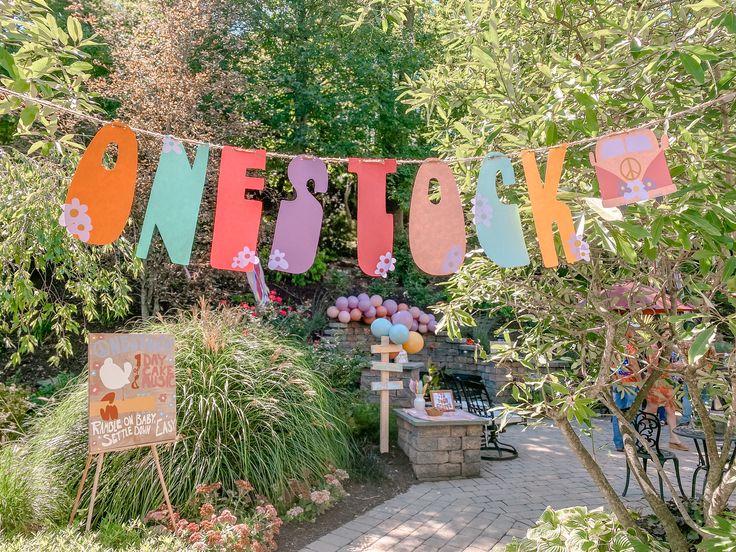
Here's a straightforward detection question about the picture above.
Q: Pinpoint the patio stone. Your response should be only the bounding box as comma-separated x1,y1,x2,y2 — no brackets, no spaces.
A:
298,418,727,551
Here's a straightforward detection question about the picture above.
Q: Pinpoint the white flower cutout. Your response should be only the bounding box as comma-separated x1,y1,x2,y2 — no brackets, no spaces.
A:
231,246,260,269
268,249,289,270
374,251,396,278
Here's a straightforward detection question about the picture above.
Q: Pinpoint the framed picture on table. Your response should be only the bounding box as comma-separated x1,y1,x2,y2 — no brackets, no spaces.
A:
430,390,455,412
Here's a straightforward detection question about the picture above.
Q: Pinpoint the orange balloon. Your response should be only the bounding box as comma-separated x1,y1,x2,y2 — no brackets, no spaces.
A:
350,308,362,321
376,306,387,318
63,122,138,245
388,351,399,360
363,317,376,325
403,331,424,354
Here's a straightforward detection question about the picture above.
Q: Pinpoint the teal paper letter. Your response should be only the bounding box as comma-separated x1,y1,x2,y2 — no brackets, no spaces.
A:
474,152,529,267
136,138,209,265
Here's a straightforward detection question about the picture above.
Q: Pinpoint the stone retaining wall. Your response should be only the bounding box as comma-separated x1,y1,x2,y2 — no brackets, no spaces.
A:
322,321,527,400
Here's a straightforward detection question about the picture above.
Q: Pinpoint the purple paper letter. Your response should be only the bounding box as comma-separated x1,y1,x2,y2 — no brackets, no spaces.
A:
268,156,328,273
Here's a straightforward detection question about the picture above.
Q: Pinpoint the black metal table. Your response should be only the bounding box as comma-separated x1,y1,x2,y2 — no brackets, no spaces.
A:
672,426,736,498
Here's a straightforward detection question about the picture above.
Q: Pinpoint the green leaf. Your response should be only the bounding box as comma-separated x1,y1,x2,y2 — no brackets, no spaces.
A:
679,52,705,84
686,0,722,10
688,326,716,364
0,46,16,75
680,211,721,236
67,16,83,43
19,104,39,128
545,121,558,146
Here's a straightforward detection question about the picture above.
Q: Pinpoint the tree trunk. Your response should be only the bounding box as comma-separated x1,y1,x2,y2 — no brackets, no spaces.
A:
554,414,635,528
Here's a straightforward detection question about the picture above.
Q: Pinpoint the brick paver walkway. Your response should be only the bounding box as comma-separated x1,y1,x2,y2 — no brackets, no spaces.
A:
301,419,707,552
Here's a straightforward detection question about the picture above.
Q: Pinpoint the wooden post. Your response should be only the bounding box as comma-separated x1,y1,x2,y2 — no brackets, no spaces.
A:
69,454,94,526
151,445,177,529
370,336,404,454
86,452,105,531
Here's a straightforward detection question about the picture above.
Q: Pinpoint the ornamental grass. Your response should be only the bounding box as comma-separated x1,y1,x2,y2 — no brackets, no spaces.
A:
0,305,350,530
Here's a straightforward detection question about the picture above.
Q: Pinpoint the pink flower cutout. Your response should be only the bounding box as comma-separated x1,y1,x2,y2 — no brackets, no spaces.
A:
566,233,591,262
441,244,464,273
374,251,396,278
162,135,183,154
268,249,289,270
231,246,260,269
58,197,93,242
159,394,167,403
471,195,493,227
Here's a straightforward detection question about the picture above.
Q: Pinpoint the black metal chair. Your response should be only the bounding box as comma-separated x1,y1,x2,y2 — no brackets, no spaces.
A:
622,411,685,499
440,372,466,408
456,378,518,461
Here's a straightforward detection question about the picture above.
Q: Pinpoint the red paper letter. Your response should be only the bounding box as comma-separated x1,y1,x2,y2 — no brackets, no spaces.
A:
348,159,396,278
209,148,265,272
60,122,138,245
408,159,466,275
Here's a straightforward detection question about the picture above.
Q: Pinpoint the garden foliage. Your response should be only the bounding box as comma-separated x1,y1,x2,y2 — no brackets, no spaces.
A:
0,306,351,531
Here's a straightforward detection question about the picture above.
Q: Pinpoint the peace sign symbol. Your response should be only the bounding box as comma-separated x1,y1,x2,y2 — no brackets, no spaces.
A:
619,157,641,180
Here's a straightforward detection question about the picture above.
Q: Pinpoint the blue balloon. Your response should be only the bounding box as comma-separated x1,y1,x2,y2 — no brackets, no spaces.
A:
370,318,392,338
388,323,410,345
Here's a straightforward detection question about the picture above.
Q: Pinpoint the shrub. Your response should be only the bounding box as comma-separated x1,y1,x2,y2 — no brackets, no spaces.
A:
506,506,664,552
0,526,191,551
1,306,351,530
0,384,32,443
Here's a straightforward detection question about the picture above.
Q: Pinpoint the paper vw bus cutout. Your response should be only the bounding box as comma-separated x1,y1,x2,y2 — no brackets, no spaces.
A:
589,129,675,207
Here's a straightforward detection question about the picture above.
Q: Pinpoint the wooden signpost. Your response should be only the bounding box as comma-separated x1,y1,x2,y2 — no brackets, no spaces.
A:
370,335,404,454
70,333,177,530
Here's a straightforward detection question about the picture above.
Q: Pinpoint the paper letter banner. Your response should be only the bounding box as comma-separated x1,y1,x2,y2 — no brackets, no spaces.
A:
589,129,675,208
408,159,466,275
474,153,529,268
136,138,209,265
522,145,579,268
349,158,397,278
210,148,266,272
268,156,328,274
88,333,176,453
60,122,138,245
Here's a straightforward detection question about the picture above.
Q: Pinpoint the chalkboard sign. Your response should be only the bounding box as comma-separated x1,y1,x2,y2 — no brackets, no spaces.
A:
88,333,176,453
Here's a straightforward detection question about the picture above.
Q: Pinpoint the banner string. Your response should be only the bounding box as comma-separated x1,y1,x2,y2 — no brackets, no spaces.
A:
1,86,734,165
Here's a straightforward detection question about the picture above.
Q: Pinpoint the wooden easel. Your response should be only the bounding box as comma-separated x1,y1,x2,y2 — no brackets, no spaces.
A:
370,336,404,453
69,443,176,530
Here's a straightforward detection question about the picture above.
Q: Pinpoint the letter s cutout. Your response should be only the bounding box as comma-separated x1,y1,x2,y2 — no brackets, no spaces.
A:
268,156,328,274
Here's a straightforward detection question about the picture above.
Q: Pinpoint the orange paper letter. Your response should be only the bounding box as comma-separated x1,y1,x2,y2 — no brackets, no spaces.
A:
59,122,138,245
521,145,579,267
209,148,265,272
408,159,466,275
348,158,396,278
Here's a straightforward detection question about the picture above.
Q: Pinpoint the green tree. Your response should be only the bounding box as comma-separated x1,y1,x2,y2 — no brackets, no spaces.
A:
353,1,735,549
0,0,140,367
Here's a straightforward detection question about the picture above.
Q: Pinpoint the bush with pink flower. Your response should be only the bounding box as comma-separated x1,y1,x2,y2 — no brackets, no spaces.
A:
145,480,282,552
282,465,351,522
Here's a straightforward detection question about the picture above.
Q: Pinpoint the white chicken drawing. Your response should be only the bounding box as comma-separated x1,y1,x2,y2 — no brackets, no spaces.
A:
99,357,133,390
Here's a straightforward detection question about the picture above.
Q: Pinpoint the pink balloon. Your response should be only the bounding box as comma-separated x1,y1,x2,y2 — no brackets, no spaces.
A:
392,310,413,329
383,299,398,315
427,320,437,332
335,297,348,311
410,320,419,331
347,296,359,309
338,310,351,324
428,313,436,322
398,303,409,311
370,294,383,307
376,306,388,318
418,323,428,333
357,293,370,302
350,308,362,321
418,313,430,324
410,307,421,319
358,299,371,312
365,306,376,318
327,306,339,319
